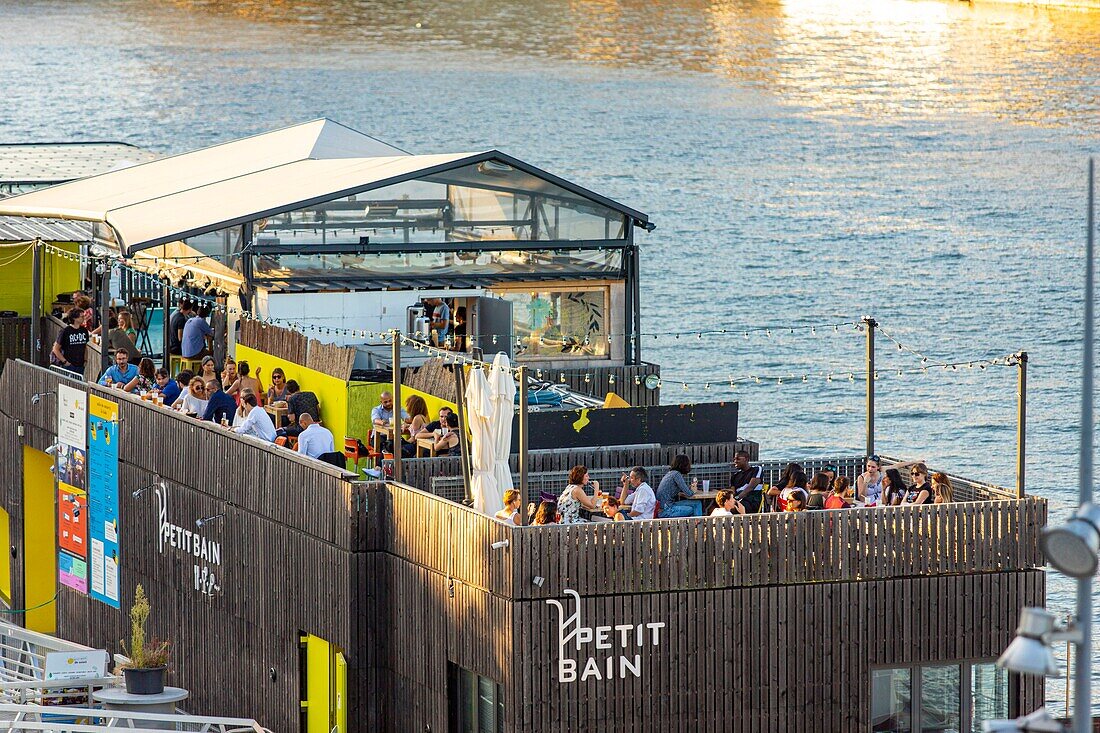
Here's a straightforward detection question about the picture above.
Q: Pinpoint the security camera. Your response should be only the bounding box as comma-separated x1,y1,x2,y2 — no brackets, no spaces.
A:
490,540,510,550
532,576,545,588
45,442,60,456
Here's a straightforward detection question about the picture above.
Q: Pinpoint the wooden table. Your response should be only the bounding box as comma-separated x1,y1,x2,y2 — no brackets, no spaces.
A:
265,404,289,428
692,490,722,514
416,437,439,457
373,424,394,455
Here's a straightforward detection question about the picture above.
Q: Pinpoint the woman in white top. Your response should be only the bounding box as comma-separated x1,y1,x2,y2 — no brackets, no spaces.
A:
558,465,601,524
710,490,746,517
495,489,522,526
172,376,209,416
856,455,924,506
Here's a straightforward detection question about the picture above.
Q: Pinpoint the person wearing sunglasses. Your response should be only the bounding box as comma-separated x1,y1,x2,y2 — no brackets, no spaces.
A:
857,454,925,506
902,463,934,505
267,368,289,403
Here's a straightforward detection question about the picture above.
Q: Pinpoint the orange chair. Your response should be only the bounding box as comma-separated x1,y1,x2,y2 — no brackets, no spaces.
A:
344,437,365,473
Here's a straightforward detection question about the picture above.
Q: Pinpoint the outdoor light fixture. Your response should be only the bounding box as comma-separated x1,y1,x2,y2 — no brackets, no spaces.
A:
996,607,1081,678
490,539,510,550
131,480,165,499
195,513,225,529
44,441,60,456
1039,503,1100,579
982,706,1065,732
88,244,111,259
30,391,54,405
643,374,660,391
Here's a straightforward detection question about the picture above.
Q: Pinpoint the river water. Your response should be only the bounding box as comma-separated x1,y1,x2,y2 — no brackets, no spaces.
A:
2,0,1099,714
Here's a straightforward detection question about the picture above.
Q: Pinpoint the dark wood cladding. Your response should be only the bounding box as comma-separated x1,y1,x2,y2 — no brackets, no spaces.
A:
238,320,356,381
0,317,31,374
532,362,662,406
511,570,1045,732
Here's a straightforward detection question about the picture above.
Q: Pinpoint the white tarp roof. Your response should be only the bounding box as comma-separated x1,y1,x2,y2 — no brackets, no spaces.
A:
0,118,649,257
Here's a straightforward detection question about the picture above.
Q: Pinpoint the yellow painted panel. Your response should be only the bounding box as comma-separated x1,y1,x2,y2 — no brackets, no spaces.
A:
236,345,350,443
347,382,458,446
335,652,347,733
22,447,56,633
0,242,80,316
303,634,331,733
0,506,11,607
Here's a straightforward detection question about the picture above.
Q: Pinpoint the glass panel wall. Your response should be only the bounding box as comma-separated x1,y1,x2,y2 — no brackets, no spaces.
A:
872,668,912,733
493,285,610,359
183,225,244,263
447,663,503,733
970,663,1008,732
920,665,960,732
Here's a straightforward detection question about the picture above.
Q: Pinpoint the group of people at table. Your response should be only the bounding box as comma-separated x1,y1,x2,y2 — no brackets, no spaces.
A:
494,453,957,525
371,394,463,458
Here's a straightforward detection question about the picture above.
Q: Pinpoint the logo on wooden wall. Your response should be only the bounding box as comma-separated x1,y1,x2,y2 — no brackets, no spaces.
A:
154,483,222,597
546,589,666,683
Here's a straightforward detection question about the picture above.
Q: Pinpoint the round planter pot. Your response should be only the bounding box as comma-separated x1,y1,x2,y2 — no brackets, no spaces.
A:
123,666,167,695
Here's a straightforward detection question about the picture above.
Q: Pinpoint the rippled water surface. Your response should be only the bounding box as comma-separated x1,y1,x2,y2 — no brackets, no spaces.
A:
2,0,1099,712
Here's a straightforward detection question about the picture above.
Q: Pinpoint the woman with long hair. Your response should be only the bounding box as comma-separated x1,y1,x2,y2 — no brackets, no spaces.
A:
532,499,559,525
777,467,809,512
401,394,430,456
558,465,601,524
932,472,954,503
124,358,156,393
825,476,853,509
902,463,934,505
805,471,831,510
883,468,906,506
655,454,701,518
228,360,264,406
267,367,289,403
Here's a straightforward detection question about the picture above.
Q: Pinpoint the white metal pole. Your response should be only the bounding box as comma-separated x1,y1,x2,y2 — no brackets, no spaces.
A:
1074,157,1094,733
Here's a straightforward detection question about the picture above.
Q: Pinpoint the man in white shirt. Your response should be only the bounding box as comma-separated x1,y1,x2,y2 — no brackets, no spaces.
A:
296,413,335,459
618,466,657,520
234,393,276,442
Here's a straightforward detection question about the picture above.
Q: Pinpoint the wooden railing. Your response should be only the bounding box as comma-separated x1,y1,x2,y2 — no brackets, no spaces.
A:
377,480,1045,602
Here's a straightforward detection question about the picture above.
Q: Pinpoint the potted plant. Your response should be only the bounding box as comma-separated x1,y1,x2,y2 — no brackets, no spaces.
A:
119,585,170,695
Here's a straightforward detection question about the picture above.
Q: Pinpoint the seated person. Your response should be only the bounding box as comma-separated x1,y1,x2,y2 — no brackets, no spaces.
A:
123,357,156,393
618,466,657,520
227,360,264,406
710,490,746,517
180,305,213,359
234,393,276,442
602,496,626,522
267,368,289,403
297,413,335,460
282,380,321,438
371,391,407,452
495,489,522,525
172,376,208,416
155,367,181,403
415,406,454,439
432,413,461,456
106,316,141,363
99,349,139,387
201,379,237,425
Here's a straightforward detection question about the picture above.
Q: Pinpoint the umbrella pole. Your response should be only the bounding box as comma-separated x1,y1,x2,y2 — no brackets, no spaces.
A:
391,330,403,484
454,364,474,505
517,366,528,525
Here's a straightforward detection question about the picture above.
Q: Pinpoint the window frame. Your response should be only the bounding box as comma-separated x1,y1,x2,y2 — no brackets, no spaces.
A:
491,283,613,362
868,659,1014,733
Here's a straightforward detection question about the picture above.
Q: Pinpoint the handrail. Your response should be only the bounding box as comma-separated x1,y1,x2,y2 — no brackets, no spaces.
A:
0,621,94,685
0,702,271,733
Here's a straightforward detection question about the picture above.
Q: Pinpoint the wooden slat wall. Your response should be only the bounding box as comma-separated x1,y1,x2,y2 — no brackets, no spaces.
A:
532,362,662,407
238,319,308,368
510,570,1045,732
0,317,31,375
403,440,760,495
508,498,1047,600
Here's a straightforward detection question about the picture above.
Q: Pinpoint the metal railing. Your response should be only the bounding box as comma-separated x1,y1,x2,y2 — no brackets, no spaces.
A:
0,703,271,732
0,622,95,685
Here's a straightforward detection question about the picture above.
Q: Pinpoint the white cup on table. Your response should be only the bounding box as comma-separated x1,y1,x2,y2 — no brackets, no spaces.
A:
702,479,711,491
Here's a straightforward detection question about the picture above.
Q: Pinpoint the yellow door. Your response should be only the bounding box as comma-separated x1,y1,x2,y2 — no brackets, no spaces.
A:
23,447,56,633
300,634,347,733
0,506,12,607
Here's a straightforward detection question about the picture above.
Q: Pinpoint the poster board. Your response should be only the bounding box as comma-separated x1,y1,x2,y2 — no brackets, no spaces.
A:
87,395,120,609
56,384,88,593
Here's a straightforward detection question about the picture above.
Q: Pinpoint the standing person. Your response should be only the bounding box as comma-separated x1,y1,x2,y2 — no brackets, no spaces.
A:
730,450,764,513
296,413,335,459
495,489,522,525
267,368,289,403
452,306,467,351
98,349,138,387
710,490,746,517
902,463,934,505
180,303,213,359
932,472,954,503
234,393,277,442
558,465,601,524
883,468,906,507
618,466,657,520
425,297,451,345
201,380,237,425
655,454,702,518
168,299,193,356
825,476,853,509
51,309,89,373
805,472,831,510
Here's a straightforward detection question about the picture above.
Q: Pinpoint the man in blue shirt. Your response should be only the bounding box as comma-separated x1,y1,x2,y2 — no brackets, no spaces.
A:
154,368,181,404
98,349,139,387
201,379,236,425
181,306,213,359
371,391,408,453
425,297,451,345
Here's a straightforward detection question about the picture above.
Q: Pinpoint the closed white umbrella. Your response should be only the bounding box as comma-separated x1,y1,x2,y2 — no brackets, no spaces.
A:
486,353,517,515
464,364,496,514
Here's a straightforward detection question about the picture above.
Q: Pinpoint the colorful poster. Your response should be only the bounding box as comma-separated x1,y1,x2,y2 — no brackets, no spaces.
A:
57,384,87,450
87,395,120,609
57,485,87,557
58,551,87,593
